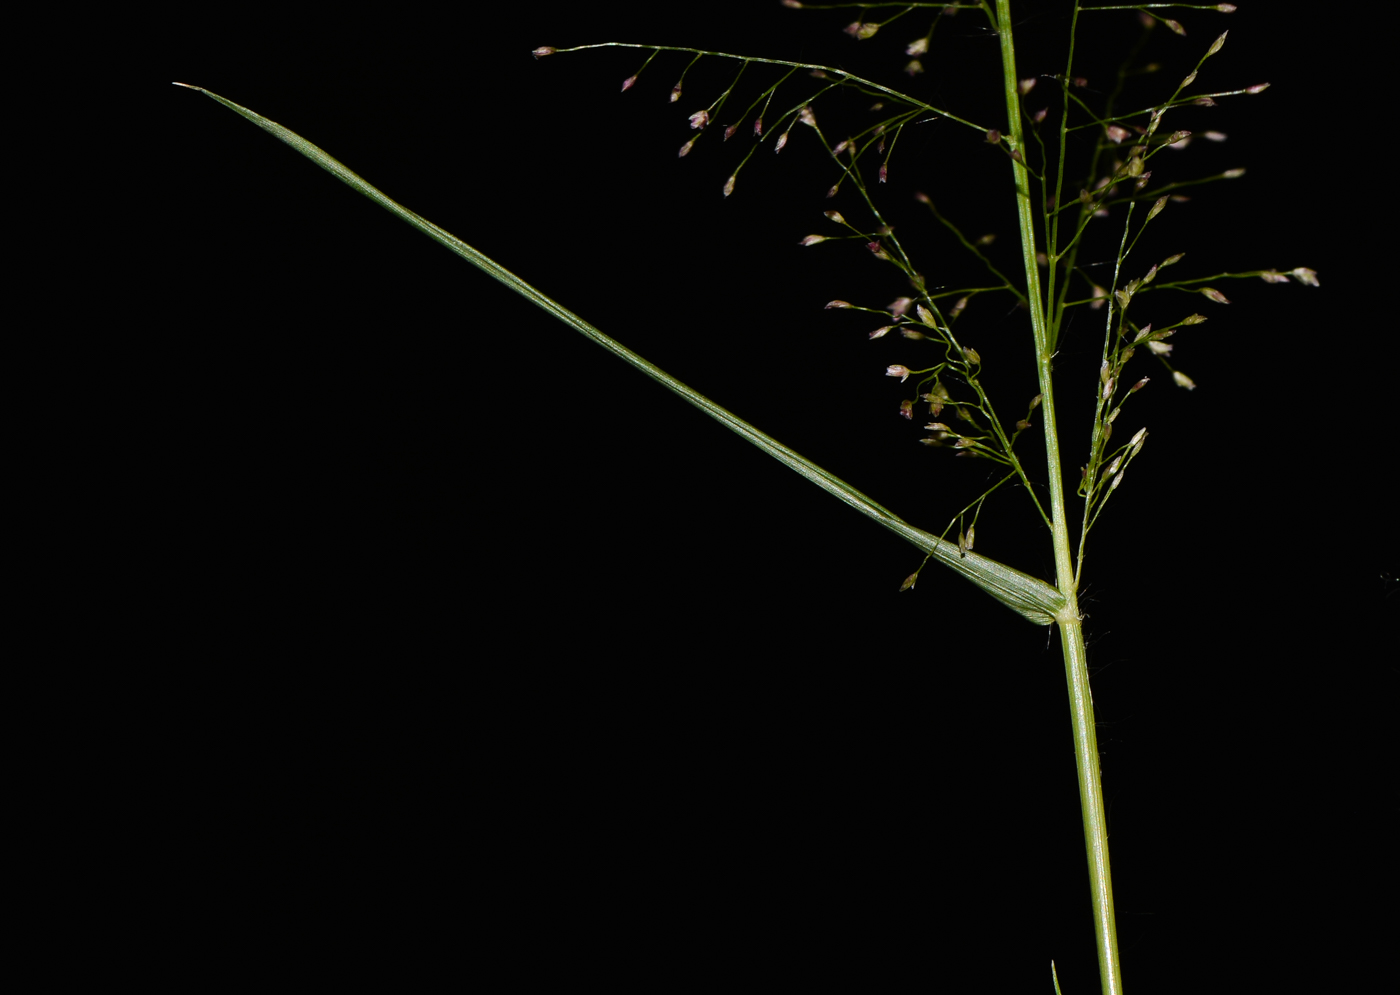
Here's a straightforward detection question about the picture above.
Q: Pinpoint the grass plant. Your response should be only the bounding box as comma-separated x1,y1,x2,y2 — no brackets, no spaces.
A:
176,3,1324,990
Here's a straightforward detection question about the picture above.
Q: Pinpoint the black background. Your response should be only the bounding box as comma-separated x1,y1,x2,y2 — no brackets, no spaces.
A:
113,1,1394,988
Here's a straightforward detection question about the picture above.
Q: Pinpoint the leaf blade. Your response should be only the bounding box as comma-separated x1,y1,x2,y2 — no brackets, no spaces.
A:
179,84,1066,625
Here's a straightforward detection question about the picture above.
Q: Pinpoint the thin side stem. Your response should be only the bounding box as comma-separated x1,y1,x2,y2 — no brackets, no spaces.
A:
552,42,990,134
993,3,1124,993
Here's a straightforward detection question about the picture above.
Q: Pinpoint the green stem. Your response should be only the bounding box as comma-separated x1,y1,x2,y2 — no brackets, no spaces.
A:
1059,617,1121,994
993,3,1124,993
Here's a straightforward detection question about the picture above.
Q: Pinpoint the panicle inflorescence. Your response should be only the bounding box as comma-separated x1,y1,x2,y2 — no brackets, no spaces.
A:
541,0,1314,581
